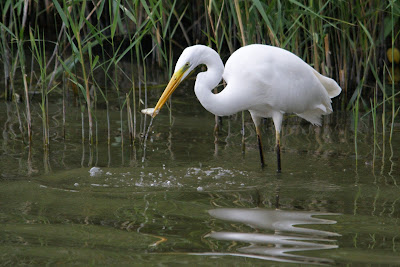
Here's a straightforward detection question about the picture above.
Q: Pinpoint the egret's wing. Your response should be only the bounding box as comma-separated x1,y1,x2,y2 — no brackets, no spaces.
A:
223,45,333,115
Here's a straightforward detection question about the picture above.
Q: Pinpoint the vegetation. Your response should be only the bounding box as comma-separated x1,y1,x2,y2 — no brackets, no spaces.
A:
0,0,399,149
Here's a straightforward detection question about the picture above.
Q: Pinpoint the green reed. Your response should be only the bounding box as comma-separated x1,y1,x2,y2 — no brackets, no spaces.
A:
0,0,398,156
388,0,399,143
29,28,51,147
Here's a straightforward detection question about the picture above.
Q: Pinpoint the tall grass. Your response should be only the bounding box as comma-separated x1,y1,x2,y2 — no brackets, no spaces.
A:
0,0,398,155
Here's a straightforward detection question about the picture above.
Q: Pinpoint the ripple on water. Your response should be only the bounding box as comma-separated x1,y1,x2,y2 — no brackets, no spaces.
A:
52,166,253,192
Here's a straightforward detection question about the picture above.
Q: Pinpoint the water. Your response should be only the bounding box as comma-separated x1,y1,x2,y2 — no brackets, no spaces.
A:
142,116,154,163
1,90,400,266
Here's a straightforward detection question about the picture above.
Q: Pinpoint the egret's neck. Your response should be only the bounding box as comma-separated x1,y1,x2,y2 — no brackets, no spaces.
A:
193,48,231,116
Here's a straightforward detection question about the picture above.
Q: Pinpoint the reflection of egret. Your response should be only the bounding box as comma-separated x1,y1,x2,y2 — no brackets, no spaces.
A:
143,45,341,172
208,208,340,236
206,208,340,265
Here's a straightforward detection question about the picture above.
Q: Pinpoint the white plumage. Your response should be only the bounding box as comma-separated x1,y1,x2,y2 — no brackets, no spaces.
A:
144,44,341,172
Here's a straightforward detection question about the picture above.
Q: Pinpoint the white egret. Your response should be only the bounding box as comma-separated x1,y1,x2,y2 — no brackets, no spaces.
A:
143,44,341,172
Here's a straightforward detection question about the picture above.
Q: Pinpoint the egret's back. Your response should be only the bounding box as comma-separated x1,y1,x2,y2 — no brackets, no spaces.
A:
223,44,341,125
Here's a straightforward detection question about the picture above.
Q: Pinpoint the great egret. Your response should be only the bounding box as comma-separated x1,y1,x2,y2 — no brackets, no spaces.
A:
143,44,341,172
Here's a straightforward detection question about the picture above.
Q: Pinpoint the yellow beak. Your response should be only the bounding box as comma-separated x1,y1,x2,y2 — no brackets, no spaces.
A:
152,64,189,118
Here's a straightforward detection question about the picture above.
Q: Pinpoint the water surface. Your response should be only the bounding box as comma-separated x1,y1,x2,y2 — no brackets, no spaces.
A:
1,88,399,265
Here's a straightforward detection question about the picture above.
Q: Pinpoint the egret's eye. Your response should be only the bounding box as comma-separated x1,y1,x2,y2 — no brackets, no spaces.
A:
185,62,190,67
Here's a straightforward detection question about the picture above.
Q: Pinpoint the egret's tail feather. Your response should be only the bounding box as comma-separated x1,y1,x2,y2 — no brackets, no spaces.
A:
296,111,322,126
313,70,342,98
296,103,332,126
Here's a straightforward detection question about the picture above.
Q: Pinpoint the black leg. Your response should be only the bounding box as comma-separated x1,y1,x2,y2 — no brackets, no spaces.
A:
276,131,281,173
256,126,265,168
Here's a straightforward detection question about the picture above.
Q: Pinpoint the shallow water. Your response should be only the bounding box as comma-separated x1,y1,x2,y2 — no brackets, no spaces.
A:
1,91,400,265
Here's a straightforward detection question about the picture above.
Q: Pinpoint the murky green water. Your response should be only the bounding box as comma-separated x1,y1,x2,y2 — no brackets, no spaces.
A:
1,89,400,265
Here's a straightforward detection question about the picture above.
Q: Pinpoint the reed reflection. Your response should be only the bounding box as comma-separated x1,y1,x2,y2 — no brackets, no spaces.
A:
207,208,340,265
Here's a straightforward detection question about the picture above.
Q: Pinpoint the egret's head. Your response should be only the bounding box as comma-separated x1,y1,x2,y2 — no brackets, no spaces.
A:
151,46,204,117
174,46,204,79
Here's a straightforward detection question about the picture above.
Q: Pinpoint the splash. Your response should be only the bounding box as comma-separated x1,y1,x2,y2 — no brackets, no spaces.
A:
142,116,154,163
